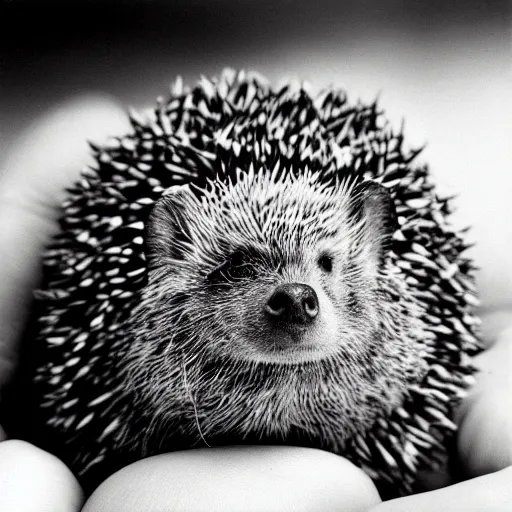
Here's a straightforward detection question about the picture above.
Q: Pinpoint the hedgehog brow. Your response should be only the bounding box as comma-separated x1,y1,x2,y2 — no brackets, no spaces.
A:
224,245,268,264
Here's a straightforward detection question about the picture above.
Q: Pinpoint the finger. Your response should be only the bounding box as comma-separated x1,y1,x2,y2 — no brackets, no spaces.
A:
456,330,512,477
0,96,130,389
0,440,84,512
369,467,512,512
82,446,381,512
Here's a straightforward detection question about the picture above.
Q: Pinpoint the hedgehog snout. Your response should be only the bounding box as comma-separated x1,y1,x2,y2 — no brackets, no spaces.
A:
265,283,319,325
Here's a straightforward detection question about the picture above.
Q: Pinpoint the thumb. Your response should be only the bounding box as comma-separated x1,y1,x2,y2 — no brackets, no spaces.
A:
368,467,512,512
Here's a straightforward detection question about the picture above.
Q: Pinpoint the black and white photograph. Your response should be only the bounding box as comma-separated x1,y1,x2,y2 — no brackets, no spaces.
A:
0,1,511,510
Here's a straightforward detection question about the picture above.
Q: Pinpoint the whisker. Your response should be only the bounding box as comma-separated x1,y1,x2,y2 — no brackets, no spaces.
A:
182,356,211,448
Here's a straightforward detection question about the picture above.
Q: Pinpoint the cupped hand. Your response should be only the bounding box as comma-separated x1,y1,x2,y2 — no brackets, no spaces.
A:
0,96,130,512
0,97,510,512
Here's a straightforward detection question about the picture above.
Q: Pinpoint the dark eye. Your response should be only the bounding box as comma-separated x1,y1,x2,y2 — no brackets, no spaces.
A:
318,254,333,273
207,250,257,282
228,251,257,280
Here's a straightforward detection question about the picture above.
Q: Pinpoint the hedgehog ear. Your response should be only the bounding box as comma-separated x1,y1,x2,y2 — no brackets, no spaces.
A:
351,180,397,267
146,185,195,263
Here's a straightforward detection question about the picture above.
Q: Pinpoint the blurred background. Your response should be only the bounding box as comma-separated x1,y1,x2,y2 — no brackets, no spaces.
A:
1,0,511,307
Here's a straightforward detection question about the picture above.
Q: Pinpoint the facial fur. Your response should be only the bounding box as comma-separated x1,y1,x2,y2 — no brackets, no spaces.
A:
119,169,427,454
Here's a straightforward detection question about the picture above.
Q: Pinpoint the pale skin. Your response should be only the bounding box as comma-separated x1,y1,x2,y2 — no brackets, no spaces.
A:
0,97,510,512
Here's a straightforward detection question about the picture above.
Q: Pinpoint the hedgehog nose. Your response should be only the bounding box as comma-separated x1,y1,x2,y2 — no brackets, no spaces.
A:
265,283,319,325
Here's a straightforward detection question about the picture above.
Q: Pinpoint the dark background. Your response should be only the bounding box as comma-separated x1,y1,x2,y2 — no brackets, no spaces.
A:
2,1,510,151
1,0,511,306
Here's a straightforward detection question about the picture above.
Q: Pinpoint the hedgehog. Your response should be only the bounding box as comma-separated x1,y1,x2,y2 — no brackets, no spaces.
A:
27,69,481,499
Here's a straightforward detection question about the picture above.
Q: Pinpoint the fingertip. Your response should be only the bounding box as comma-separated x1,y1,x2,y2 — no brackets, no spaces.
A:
457,383,512,478
83,446,381,512
0,439,84,512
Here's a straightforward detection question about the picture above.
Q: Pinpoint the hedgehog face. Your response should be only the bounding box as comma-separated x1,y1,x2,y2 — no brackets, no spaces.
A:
121,167,425,451
142,169,398,365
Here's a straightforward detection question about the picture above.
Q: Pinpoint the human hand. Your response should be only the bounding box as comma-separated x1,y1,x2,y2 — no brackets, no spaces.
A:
368,315,512,511
1,96,510,512
0,96,129,512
